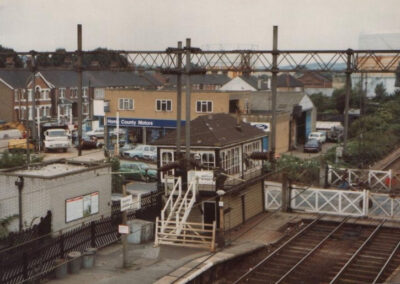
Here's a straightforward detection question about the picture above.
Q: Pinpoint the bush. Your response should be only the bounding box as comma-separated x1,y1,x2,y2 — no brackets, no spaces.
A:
110,157,124,193
277,155,320,185
0,151,39,169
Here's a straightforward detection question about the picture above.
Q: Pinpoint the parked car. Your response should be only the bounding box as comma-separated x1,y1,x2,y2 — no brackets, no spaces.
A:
77,135,99,150
123,144,157,161
308,131,326,144
119,143,135,156
119,161,157,182
86,128,104,138
304,139,322,153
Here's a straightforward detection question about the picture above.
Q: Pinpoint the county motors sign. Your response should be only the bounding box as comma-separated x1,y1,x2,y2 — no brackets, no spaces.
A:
107,117,183,128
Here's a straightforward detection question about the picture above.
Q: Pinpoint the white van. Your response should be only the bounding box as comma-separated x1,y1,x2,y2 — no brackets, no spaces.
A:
308,132,326,143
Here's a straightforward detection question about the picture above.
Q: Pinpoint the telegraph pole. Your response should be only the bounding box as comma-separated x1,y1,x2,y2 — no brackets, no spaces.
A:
30,53,37,150
77,24,83,156
343,49,353,149
270,26,278,161
185,38,192,168
176,41,183,158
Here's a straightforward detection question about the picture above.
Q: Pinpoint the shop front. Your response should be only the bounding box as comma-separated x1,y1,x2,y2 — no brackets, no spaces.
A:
106,116,184,148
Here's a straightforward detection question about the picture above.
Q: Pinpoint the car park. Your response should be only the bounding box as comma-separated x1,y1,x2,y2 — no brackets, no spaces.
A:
308,132,326,144
304,139,322,153
123,144,157,161
119,161,157,182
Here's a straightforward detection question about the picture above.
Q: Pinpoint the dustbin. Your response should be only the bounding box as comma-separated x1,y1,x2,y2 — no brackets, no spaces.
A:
67,251,82,274
54,258,68,279
82,247,97,269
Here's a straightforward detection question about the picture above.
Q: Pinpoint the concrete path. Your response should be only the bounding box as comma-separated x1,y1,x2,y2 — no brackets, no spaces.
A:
48,242,210,284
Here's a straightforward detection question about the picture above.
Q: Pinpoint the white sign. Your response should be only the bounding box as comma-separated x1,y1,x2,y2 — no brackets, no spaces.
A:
218,201,224,207
66,192,100,222
120,195,133,212
188,170,215,185
118,225,129,234
336,146,343,158
250,122,270,132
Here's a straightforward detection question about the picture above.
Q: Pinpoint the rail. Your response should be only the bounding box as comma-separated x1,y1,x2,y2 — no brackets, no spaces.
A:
232,216,323,284
373,238,400,284
329,220,386,284
275,217,349,284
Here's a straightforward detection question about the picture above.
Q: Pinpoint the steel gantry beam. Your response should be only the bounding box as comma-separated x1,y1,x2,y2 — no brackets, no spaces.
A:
1,49,400,73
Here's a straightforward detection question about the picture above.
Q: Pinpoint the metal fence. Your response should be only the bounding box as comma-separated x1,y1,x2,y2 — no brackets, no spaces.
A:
0,190,162,284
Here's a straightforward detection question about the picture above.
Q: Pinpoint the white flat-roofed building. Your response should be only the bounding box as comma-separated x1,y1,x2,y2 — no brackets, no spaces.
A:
0,160,111,232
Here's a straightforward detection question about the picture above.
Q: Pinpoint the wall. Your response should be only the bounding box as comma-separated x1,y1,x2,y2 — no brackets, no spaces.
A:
0,166,112,233
241,112,290,154
105,90,230,121
223,181,263,231
0,82,13,121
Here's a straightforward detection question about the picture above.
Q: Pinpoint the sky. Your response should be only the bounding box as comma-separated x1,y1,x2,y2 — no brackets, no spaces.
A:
0,0,399,52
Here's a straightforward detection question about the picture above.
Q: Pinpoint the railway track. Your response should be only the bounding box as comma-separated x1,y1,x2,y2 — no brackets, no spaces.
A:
228,217,400,284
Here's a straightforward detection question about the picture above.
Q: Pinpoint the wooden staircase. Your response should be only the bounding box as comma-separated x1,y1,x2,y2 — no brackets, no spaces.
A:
155,177,216,251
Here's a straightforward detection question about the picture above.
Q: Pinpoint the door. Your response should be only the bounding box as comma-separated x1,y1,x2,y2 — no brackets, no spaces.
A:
203,202,216,225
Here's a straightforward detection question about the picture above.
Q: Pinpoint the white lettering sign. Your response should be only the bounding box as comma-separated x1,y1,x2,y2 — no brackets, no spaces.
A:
118,225,129,234
120,195,133,212
188,170,215,185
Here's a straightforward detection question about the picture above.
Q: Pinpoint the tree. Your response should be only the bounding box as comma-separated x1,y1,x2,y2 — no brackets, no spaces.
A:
51,48,67,66
0,45,23,68
374,82,388,101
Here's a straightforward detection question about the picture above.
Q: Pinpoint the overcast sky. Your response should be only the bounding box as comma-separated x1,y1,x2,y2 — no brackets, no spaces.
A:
0,0,399,51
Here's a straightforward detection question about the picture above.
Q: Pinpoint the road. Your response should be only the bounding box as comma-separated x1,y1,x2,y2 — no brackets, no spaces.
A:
285,142,336,159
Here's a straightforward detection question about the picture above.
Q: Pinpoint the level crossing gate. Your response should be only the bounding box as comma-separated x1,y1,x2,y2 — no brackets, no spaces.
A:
265,181,400,219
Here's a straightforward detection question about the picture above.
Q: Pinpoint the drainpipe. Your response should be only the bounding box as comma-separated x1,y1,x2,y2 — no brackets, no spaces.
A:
15,176,24,232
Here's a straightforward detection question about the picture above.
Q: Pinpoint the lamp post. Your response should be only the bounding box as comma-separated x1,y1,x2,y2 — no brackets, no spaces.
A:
216,189,226,248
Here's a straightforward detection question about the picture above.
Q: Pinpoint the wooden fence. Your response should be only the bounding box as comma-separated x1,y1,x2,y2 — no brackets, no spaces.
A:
0,190,162,284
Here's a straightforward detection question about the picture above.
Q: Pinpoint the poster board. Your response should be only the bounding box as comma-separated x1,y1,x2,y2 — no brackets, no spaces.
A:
66,192,99,222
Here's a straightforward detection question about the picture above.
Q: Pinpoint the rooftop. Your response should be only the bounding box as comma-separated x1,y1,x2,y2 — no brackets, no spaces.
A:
152,113,266,147
1,159,109,178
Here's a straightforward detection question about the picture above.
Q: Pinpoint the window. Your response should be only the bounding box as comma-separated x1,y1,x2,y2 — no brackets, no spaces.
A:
220,146,241,175
83,87,88,98
14,90,19,102
70,88,78,99
21,90,27,101
28,90,33,101
161,150,174,179
193,152,215,169
59,88,66,98
196,100,213,113
118,98,134,110
156,99,172,111
243,141,262,171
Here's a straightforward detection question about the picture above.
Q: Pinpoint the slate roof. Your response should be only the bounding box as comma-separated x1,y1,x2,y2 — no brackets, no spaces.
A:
277,74,304,88
152,113,266,147
0,70,31,89
35,70,159,88
239,75,269,90
165,74,230,86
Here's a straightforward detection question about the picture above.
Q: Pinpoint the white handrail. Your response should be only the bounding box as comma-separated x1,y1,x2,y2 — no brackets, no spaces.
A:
176,177,198,235
161,177,182,233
